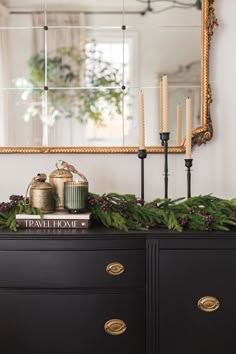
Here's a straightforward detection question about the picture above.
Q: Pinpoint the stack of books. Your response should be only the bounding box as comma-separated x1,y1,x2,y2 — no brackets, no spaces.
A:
16,211,91,229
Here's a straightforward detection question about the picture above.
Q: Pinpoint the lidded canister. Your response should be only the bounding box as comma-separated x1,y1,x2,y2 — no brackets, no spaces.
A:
27,173,54,213
51,160,88,214
49,161,73,210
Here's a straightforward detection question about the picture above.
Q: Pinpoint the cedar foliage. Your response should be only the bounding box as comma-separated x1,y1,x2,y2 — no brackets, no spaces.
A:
1,193,236,232
88,193,236,232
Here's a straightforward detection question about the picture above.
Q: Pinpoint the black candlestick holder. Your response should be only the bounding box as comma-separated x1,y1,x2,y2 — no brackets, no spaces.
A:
138,149,147,205
160,132,170,199
185,158,193,199
160,133,164,146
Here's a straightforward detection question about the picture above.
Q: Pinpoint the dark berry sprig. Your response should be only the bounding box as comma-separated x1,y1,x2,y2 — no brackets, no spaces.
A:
204,215,214,225
100,200,110,211
0,195,24,213
88,198,98,207
9,195,24,202
178,216,188,226
198,210,209,216
189,207,197,214
88,195,112,212
0,200,17,212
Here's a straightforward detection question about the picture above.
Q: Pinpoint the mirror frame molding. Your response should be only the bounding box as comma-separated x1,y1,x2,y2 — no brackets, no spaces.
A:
0,0,218,154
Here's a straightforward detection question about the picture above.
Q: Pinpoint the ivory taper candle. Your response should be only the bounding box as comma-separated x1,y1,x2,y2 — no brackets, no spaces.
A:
162,74,168,132
176,104,182,145
185,97,192,158
139,90,145,149
160,79,163,133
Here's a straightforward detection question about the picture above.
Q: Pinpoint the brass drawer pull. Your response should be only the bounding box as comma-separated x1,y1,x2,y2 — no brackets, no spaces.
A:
197,296,220,312
106,262,125,276
104,319,127,336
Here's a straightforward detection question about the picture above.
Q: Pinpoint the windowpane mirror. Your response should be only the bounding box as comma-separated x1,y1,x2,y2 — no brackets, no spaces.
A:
0,0,217,153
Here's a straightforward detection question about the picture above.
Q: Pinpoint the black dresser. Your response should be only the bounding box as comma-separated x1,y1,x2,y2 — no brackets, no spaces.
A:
0,228,235,354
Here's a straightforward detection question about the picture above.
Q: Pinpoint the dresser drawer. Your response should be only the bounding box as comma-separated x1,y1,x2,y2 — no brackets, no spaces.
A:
0,292,145,354
0,250,145,288
159,250,236,354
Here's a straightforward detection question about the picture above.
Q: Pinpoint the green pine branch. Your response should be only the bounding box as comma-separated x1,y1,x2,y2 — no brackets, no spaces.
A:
1,193,236,233
0,200,42,232
88,193,236,232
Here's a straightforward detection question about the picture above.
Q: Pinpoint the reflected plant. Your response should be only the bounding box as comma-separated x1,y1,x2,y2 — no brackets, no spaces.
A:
16,41,125,126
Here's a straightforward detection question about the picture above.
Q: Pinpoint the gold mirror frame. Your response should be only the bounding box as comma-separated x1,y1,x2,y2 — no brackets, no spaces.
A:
0,0,218,154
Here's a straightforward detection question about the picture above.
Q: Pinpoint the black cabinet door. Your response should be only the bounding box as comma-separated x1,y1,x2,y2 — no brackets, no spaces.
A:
0,292,145,354
159,250,236,354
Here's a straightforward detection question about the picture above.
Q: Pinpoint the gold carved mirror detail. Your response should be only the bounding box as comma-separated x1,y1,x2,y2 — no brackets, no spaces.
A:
0,0,217,153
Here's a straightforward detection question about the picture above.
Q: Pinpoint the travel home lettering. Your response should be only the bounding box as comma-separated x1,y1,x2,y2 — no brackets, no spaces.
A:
24,219,87,228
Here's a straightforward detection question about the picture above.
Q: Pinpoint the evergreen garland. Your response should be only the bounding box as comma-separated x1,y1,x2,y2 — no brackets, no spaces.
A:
88,193,236,232
1,193,236,232
0,195,42,232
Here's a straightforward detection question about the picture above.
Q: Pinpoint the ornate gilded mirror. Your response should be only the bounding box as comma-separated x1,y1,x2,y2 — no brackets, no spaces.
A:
0,0,217,153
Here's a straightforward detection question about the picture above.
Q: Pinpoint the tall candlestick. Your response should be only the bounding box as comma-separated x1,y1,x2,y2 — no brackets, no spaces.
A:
160,79,163,133
176,104,182,145
186,97,192,158
139,90,145,149
162,74,168,132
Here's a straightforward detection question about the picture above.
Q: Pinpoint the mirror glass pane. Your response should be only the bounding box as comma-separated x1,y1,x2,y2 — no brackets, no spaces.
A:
47,88,125,147
1,27,44,88
0,0,202,149
0,89,43,146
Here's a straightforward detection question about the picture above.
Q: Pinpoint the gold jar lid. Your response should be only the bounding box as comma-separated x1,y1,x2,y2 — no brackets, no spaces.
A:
31,181,53,190
49,168,73,179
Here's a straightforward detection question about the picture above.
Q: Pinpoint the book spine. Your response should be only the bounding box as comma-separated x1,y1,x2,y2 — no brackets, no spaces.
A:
16,219,90,229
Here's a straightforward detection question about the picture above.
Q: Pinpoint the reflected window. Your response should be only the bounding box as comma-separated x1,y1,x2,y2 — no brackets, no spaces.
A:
86,37,133,146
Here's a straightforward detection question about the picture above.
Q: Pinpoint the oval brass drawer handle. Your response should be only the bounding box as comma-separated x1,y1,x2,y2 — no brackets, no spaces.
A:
104,319,127,336
106,262,125,276
197,296,220,312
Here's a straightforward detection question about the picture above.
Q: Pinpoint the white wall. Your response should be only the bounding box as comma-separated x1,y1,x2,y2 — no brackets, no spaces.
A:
1,0,235,202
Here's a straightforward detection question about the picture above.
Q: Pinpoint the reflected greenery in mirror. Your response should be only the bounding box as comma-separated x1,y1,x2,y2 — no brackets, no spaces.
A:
18,43,124,125
0,0,217,153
